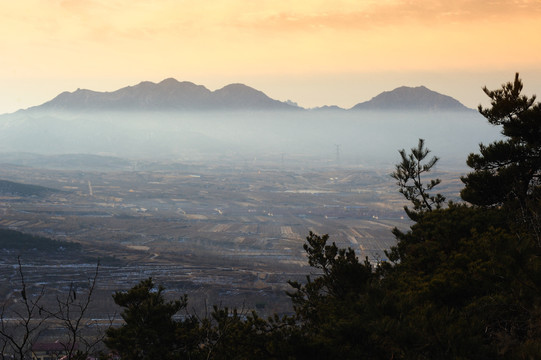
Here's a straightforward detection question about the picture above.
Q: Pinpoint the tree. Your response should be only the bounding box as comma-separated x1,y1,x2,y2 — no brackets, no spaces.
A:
44,262,106,360
384,201,541,359
286,232,377,359
381,81,541,357
0,258,105,360
97,75,541,359
192,306,287,360
391,138,446,221
105,278,186,360
461,73,541,208
0,257,50,360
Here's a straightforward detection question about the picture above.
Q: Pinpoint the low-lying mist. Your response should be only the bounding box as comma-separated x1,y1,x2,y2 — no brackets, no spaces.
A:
0,109,501,170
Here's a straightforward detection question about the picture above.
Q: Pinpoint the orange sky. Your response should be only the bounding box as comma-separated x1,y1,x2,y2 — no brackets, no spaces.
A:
1,0,540,113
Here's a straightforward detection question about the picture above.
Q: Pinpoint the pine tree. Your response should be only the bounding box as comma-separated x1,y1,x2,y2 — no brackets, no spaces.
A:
391,138,445,221
105,278,186,360
461,73,541,208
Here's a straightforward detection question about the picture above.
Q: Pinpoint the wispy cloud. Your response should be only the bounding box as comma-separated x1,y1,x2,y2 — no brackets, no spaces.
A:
3,0,540,43
0,0,539,79
226,0,541,32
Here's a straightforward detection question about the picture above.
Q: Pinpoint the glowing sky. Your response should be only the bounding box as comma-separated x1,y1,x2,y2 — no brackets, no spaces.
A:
1,0,540,113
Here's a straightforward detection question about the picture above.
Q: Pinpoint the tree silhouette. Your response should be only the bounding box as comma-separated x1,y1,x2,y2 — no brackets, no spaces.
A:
391,138,445,221
105,278,186,360
461,73,541,208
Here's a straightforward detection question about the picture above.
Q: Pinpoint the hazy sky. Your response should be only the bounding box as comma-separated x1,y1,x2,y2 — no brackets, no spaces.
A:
1,0,540,113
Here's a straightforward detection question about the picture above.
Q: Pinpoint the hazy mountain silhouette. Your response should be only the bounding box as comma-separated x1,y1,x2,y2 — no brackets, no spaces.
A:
17,79,474,113
31,78,299,112
351,86,473,111
0,79,499,170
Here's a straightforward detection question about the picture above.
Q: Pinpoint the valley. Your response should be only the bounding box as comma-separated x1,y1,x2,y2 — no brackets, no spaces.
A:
0,158,461,318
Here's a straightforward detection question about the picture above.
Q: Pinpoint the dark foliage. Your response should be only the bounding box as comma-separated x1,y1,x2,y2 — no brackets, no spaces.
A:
100,74,541,359
391,138,446,221
461,73,541,208
105,278,186,360
286,232,377,359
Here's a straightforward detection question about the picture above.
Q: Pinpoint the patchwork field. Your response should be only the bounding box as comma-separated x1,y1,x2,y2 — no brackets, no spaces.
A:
0,160,464,318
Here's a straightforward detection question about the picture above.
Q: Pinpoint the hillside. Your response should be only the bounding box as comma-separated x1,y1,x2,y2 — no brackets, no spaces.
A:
0,179,60,197
0,228,80,252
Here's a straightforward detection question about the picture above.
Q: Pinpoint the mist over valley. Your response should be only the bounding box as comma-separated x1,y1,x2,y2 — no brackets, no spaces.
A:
0,80,502,319
2,1,538,355
0,79,500,170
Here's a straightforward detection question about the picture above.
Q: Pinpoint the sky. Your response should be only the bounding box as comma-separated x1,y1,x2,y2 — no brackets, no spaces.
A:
1,0,540,113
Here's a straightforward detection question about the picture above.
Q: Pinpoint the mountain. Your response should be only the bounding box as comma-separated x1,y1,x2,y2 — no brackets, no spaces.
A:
15,79,474,113
31,78,299,112
351,86,473,111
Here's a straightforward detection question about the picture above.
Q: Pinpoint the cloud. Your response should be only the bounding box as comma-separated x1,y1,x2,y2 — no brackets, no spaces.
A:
4,0,540,45
225,0,541,32
0,0,539,80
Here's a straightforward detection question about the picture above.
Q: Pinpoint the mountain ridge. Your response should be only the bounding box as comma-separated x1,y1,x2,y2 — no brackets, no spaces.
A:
15,79,473,114
31,78,298,112
351,85,472,112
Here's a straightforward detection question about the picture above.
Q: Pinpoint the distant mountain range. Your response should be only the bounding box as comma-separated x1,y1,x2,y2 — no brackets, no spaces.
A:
21,78,473,113
31,79,299,112
0,78,497,169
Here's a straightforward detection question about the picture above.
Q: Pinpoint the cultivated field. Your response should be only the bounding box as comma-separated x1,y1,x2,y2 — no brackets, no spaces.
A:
0,159,465,318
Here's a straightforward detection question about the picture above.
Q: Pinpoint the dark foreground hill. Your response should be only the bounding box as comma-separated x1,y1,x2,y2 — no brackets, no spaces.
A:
0,179,60,197
0,228,80,252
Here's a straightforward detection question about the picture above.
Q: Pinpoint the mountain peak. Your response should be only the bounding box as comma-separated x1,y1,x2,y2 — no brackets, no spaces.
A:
158,78,180,85
352,85,472,111
23,79,470,114
215,83,260,96
212,83,296,110
32,79,298,112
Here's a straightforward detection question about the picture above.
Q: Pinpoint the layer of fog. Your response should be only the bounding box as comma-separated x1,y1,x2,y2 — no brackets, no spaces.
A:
0,110,502,170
